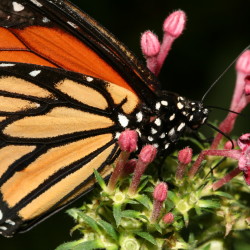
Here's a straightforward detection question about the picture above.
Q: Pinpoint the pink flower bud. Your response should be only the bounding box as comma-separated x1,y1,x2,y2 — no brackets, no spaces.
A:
153,182,168,202
178,147,192,165
236,50,250,74
141,31,161,57
162,212,174,224
118,130,138,152
163,10,186,38
139,145,157,164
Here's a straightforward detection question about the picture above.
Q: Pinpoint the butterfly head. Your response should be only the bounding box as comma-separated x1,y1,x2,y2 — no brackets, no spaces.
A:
176,97,209,130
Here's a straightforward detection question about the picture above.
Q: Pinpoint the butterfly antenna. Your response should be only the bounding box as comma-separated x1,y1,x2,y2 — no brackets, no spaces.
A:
206,105,245,117
201,44,250,102
206,122,234,149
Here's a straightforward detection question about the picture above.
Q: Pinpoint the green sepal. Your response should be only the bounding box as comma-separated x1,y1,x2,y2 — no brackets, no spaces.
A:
97,219,118,242
78,213,101,234
94,169,106,190
135,194,152,209
113,204,122,227
214,191,234,199
56,240,102,250
121,210,141,219
135,232,157,245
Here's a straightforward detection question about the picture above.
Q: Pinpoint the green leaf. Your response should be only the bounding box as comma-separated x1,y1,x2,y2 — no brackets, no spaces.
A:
121,210,140,219
94,169,106,190
214,191,234,199
167,191,178,203
198,199,220,208
135,232,157,245
139,215,149,221
137,178,149,192
143,186,154,193
113,204,122,227
78,214,101,234
73,241,103,250
56,240,102,250
135,195,152,209
154,224,162,234
97,219,118,242
126,200,139,205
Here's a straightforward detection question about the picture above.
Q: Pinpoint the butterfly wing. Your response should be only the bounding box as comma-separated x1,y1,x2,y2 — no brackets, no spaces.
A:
0,0,160,236
0,0,159,106
0,62,142,236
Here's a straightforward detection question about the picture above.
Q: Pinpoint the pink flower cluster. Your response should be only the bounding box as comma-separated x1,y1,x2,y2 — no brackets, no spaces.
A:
189,50,250,188
107,10,249,228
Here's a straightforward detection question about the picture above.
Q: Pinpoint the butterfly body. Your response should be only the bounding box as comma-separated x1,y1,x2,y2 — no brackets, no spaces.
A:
0,0,207,237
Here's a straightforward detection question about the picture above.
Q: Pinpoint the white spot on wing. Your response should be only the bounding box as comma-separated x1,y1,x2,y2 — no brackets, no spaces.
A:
86,77,93,82
29,70,41,77
118,114,129,127
136,112,143,122
155,102,161,110
177,122,185,131
169,114,175,121
115,132,121,139
160,133,165,139
67,21,78,29
42,17,50,23
6,220,15,226
189,115,194,121
177,102,184,109
165,143,170,149
161,100,168,106
148,136,153,142
169,128,175,136
30,0,43,7
13,2,24,12
154,118,161,126
0,226,7,231
0,63,15,67
151,128,157,134
0,210,2,220
153,143,159,148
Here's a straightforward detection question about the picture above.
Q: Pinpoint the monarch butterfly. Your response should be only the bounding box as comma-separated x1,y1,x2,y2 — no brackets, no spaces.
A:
0,0,208,237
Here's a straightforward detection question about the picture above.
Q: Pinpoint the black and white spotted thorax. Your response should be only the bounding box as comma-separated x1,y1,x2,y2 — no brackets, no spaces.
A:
117,91,209,153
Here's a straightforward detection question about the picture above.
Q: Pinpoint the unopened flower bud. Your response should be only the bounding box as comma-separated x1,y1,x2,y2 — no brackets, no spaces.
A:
150,182,168,223
139,145,157,164
163,10,186,38
178,147,192,165
153,182,168,202
141,31,160,57
118,129,138,152
176,147,192,179
162,212,174,224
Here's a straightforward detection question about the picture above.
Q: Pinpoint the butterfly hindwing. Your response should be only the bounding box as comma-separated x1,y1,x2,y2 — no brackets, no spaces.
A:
0,62,141,236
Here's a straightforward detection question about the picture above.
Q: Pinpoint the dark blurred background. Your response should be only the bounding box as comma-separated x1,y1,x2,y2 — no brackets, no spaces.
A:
1,0,250,249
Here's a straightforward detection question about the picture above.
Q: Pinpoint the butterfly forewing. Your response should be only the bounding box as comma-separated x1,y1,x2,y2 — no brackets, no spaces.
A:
0,0,159,105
